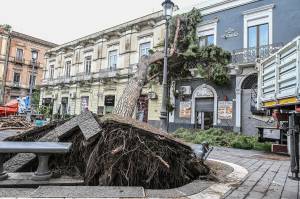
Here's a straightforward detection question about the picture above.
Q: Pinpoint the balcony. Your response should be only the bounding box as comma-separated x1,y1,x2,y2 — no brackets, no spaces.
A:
14,57,25,64
29,60,41,68
231,43,283,66
12,82,20,88
77,72,92,82
42,78,55,86
98,68,118,79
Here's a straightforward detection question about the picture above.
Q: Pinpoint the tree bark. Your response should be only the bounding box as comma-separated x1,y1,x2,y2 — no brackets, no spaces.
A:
113,18,181,118
112,52,164,117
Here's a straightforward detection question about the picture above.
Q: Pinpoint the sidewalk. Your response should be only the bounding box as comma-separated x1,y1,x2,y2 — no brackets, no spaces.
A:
206,147,297,199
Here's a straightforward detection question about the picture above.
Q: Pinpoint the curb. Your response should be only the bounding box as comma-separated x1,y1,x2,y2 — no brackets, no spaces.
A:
187,159,248,199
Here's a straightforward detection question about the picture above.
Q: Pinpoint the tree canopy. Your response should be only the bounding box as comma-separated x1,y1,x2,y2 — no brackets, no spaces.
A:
149,8,231,86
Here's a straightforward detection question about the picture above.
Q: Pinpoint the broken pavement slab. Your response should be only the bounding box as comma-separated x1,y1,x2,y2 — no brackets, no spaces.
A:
4,111,101,172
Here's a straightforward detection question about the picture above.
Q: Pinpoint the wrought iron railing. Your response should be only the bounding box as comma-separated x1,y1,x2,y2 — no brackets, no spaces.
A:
231,43,283,65
41,66,135,87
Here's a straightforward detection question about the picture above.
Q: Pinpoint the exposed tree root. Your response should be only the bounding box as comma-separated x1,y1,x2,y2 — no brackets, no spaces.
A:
6,114,209,189
49,115,209,189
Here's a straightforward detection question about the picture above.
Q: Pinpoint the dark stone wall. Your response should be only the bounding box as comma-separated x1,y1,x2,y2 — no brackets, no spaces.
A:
168,76,236,132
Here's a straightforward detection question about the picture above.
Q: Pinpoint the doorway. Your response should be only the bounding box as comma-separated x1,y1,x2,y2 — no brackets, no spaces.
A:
195,98,214,130
136,95,149,123
61,97,68,115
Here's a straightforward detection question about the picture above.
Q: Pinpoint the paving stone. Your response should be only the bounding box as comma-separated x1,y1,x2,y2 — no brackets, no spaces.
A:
281,171,299,199
31,186,145,198
247,160,265,172
225,190,248,199
176,179,213,196
4,153,36,172
0,188,36,197
246,190,265,199
246,162,282,199
0,173,83,188
145,188,186,198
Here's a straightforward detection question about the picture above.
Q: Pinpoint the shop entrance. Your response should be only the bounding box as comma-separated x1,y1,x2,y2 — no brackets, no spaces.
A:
105,95,115,114
195,98,214,130
61,97,68,115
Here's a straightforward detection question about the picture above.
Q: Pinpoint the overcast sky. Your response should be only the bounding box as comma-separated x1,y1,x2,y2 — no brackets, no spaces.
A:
1,0,206,45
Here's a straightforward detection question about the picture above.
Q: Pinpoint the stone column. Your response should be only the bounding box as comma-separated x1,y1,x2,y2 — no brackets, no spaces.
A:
234,88,242,133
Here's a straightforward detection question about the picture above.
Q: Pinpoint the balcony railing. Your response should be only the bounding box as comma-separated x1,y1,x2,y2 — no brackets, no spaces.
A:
15,57,25,64
98,68,118,78
231,43,283,65
41,66,135,87
29,60,41,67
12,82,20,88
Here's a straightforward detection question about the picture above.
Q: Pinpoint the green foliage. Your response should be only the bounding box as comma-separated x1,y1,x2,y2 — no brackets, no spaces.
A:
197,46,231,85
149,8,231,85
36,105,52,118
174,128,272,152
169,8,202,55
0,24,12,31
32,90,40,107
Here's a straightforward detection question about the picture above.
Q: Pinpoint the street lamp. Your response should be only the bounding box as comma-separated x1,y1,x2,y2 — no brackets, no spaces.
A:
160,0,174,131
162,0,174,20
27,49,38,121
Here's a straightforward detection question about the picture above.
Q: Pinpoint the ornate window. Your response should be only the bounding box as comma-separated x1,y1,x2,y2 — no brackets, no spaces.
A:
139,42,151,58
197,19,218,47
49,65,54,80
84,56,92,75
65,61,71,78
243,4,274,48
108,50,118,70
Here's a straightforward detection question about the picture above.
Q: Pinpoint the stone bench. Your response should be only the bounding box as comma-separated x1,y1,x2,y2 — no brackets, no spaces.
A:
0,141,72,181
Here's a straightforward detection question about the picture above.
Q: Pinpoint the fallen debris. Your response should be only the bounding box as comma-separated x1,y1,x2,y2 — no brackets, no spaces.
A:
0,116,32,130
5,112,210,189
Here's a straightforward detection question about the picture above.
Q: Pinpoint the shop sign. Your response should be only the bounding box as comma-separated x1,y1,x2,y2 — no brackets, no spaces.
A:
218,101,233,119
179,101,192,118
105,96,115,106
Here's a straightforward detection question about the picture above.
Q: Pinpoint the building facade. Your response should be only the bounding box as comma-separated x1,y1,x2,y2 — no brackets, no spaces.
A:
0,27,11,104
169,0,300,135
40,0,300,135
0,27,57,104
40,12,165,126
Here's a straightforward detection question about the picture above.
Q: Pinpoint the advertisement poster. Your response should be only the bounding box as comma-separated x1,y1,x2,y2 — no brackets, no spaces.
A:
218,101,233,120
179,101,191,118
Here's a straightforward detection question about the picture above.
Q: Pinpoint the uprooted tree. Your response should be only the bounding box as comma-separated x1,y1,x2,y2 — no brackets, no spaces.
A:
7,8,230,189
113,8,231,117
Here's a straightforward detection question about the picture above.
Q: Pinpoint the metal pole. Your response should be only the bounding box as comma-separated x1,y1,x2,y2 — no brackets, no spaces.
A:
27,59,35,121
289,113,300,180
160,19,169,131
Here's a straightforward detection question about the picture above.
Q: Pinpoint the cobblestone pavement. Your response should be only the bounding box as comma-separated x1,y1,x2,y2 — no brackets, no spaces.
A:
207,147,298,199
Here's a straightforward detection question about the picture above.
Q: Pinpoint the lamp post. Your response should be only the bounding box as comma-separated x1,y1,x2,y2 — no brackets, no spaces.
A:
160,0,174,131
27,49,38,121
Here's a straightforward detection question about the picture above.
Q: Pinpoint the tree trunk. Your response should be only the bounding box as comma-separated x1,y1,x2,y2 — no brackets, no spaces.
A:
113,17,181,117
112,52,164,117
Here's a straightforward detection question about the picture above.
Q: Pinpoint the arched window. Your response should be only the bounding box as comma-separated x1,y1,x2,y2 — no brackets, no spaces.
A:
242,74,259,113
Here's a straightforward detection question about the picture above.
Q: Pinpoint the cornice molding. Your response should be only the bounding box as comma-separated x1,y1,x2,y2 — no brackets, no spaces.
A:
242,4,275,15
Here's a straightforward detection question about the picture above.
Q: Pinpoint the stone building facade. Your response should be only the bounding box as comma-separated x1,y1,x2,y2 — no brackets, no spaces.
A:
0,27,57,104
0,27,11,104
40,11,165,126
168,0,300,135
41,0,300,135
